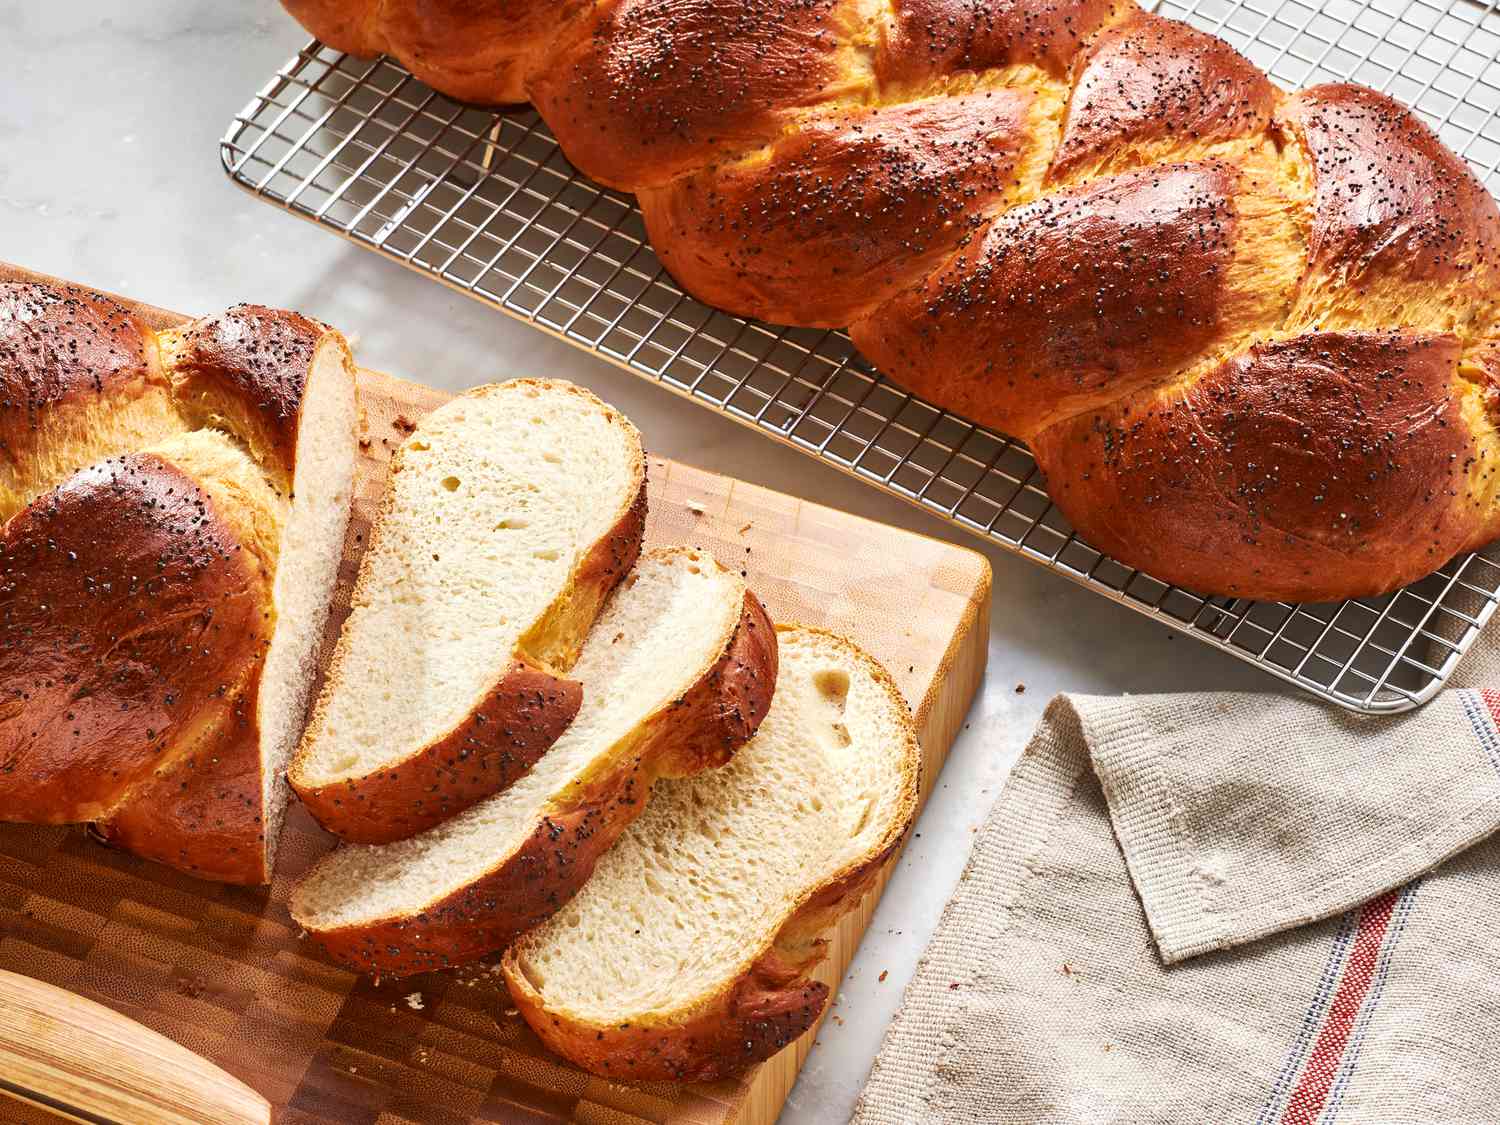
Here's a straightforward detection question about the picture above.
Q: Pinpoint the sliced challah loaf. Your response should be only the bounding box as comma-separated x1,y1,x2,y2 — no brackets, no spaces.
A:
291,546,776,974
290,379,647,843
0,283,358,884
280,0,1500,602
502,626,920,1083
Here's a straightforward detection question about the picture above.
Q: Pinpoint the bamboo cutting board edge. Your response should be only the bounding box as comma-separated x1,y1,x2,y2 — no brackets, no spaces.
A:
0,264,991,1125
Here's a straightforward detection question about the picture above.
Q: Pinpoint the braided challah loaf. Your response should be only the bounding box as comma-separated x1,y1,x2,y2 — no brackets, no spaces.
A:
282,0,1500,602
0,282,358,883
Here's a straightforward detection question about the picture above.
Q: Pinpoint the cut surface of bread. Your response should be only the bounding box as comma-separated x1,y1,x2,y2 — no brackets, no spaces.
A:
256,333,360,865
291,546,777,974
502,625,920,1082
290,379,647,843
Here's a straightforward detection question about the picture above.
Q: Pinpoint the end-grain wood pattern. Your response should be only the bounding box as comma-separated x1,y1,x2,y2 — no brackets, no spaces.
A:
0,269,990,1125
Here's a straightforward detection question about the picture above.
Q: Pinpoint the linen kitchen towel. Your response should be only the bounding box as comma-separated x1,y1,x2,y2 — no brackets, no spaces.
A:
855,633,1500,1123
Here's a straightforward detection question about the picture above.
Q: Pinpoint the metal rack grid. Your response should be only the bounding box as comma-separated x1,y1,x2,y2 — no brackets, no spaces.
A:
222,0,1500,713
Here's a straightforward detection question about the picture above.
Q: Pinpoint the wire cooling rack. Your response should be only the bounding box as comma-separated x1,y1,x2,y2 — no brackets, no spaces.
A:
223,0,1500,713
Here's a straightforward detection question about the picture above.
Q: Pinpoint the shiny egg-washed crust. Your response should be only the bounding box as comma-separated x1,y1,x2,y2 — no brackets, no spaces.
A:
281,0,1500,601
288,381,649,843
0,282,352,883
500,625,922,1083
297,582,778,975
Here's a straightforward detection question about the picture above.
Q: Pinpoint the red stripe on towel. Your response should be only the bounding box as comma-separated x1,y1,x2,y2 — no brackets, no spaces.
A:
1279,890,1399,1125
1481,687,1500,725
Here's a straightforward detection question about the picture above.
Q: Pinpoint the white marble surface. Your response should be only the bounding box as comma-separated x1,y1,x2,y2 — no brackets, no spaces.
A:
1,2,1287,1120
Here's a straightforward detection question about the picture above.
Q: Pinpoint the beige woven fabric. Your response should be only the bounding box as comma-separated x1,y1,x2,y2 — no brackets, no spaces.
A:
855,635,1500,1124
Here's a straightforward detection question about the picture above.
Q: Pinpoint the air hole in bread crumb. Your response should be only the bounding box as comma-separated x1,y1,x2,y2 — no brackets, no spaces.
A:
534,548,560,561
543,451,561,464
852,797,874,837
409,439,430,451
496,517,530,529
441,476,461,492
830,721,852,749
815,669,850,708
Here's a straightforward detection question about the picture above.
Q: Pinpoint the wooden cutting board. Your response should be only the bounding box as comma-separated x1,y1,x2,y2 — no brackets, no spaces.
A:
0,268,990,1125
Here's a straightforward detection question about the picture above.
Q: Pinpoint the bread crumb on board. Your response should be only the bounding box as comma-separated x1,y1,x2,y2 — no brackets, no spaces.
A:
405,992,425,1011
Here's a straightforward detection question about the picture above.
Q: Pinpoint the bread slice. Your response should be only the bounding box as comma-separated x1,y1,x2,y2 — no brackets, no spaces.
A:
290,547,777,974
501,626,921,1082
290,379,647,843
253,323,361,868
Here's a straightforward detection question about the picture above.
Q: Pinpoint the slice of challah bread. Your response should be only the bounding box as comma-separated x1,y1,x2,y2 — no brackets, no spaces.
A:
290,379,647,843
291,547,777,974
502,626,920,1083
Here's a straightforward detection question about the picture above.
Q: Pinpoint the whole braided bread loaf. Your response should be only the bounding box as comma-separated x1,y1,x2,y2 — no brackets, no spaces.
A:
0,281,358,883
283,0,1500,601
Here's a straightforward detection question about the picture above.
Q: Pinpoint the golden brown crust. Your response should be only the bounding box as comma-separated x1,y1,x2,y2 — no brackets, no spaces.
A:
0,282,177,517
94,688,270,886
528,0,874,189
852,160,1251,436
299,586,779,975
0,282,350,884
292,661,585,845
289,450,648,843
1033,330,1482,601
282,0,584,105
877,0,1126,84
273,0,1500,599
510,943,832,1084
0,451,277,881
663,587,778,776
162,304,334,492
0,455,272,818
379,0,587,105
0,282,159,433
501,624,921,1083
639,88,1040,327
1048,8,1279,181
280,0,387,55
1283,84,1500,297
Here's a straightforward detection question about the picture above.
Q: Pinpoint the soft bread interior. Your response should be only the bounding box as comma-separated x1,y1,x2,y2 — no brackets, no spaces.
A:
509,627,915,1020
291,547,745,929
295,381,641,786
257,337,360,865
